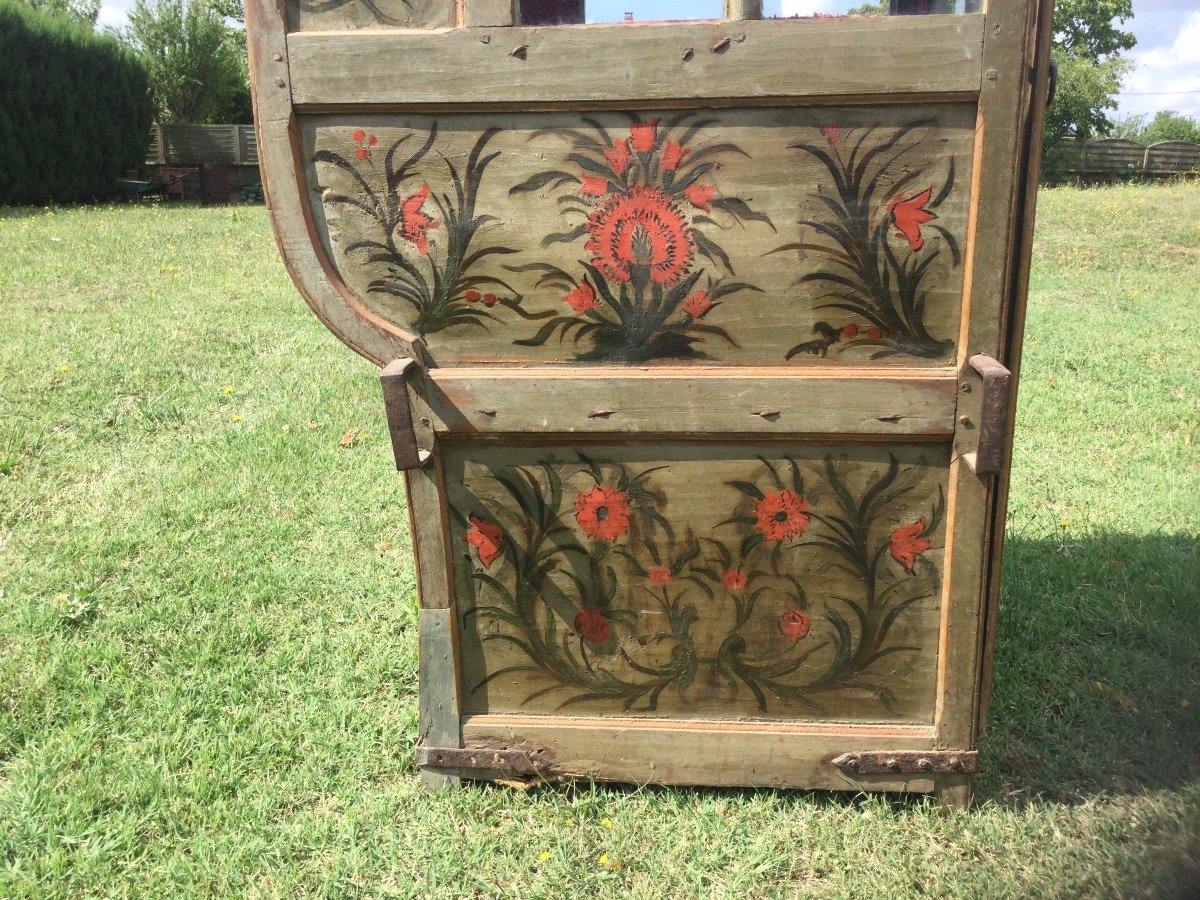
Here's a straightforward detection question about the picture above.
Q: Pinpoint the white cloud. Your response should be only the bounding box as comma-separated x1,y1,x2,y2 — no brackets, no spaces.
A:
1119,10,1200,120
779,0,844,16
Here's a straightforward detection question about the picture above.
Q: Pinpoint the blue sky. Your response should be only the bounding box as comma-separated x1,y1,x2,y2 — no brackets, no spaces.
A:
96,0,1200,120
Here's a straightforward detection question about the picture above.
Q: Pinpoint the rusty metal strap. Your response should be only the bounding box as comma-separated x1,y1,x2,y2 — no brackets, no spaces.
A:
832,750,978,775
417,745,554,775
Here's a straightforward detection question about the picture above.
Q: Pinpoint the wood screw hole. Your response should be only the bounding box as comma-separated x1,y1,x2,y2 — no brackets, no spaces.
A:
754,408,780,419
510,45,529,60
274,78,286,88
588,408,615,419
710,36,731,53
478,408,497,417
682,47,694,61
479,34,491,43
272,52,282,62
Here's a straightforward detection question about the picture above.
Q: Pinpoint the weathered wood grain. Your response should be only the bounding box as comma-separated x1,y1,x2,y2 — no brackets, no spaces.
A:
463,715,942,791
287,0,453,32
419,607,463,789
288,15,984,106
423,368,958,435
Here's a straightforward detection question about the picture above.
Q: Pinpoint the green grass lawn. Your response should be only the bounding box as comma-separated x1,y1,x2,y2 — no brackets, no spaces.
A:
1,184,1198,898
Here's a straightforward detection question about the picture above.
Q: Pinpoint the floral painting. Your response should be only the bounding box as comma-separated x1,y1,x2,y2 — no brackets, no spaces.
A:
507,113,776,362
307,110,969,364
452,449,945,718
770,121,960,360
313,125,551,334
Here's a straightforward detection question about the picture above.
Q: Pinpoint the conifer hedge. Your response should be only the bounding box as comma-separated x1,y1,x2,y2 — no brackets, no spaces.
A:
0,0,154,205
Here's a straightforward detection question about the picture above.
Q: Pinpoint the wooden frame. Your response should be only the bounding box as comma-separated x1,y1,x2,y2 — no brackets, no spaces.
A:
248,0,1055,806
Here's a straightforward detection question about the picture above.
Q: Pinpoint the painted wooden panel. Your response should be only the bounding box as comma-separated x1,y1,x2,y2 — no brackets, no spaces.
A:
303,105,973,366
445,442,949,724
287,0,453,31
285,15,984,105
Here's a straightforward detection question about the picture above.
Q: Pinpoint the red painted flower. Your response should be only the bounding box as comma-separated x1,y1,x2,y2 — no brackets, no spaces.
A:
367,135,378,146
753,489,810,542
867,326,883,340
464,515,504,568
723,569,747,591
841,323,859,338
464,289,482,303
355,146,370,160
396,183,439,253
682,290,714,318
562,282,598,315
574,607,611,644
574,484,632,542
820,124,841,145
584,186,694,287
779,608,811,641
890,517,933,573
630,118,659,153
648,566,673,585
661,140,691,171
604,139,632,176
352,129,366,142
682,183,716,212
481,292,498,307
886,185,938,251
579,174,609,196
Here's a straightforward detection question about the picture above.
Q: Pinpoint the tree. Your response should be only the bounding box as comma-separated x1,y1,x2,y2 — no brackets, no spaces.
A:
124,0,250,124
12,0,98,26
1043,0,1135,150
846,1,888,14
1141,111,1200,146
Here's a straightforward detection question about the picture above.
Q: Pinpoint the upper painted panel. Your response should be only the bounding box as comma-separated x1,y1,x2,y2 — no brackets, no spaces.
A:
302,105,973,366
287,0,453,31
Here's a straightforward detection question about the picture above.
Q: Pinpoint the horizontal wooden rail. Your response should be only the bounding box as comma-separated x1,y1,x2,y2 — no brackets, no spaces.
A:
288,15,984,107
462,714,940,790
420,367,958,437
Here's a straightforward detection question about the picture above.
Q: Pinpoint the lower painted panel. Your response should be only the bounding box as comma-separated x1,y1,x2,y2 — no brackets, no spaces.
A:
445,441,949,725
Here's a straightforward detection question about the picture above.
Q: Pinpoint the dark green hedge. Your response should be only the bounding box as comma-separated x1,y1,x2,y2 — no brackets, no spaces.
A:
0,0,154,205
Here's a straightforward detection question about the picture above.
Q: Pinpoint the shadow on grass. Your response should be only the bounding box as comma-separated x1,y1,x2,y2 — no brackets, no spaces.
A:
504,530,1197,811
978,530,1198,805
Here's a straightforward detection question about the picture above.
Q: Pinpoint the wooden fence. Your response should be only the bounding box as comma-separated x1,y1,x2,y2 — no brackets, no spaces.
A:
146,124,258,167
1048,137,1200,179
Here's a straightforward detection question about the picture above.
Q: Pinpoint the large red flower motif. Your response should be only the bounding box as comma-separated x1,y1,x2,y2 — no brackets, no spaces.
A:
396,183,439,253
574,484,632,542
886,185,938,251
753,489,810,542
661,140,690,171
682,183,716,211
574,607,611,644
604,139,631,176
464,515,503,568
584,186,694,287
779,608,811,641
819,124,841,145
723,569,747,591
890,517,933,573
562,282,598,315
630,118,659,153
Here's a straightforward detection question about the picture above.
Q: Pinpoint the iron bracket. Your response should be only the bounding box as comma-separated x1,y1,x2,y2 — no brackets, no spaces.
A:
832,749,978,775
379,357,432,471
962,353,1013,477
417,744,555,776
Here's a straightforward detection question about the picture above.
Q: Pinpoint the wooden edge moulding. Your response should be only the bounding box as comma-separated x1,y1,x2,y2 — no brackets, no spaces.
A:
246,0,1056,806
